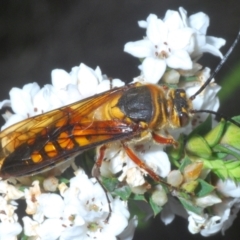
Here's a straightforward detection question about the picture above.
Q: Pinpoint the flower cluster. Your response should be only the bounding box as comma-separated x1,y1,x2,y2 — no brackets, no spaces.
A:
0,6,240,240
124,7,225,83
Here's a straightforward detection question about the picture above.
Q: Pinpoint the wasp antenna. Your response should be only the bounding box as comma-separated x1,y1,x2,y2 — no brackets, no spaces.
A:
191,109,240,128
190,30,240,101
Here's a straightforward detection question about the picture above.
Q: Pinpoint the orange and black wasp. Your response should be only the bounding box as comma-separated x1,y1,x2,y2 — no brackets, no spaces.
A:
0,31,239,182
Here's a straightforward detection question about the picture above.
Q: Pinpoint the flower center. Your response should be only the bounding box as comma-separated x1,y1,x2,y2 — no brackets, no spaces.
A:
155,43,171,59
87,222,102,232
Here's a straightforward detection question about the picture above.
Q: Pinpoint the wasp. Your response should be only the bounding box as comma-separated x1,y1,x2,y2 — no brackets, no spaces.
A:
0,32,239,182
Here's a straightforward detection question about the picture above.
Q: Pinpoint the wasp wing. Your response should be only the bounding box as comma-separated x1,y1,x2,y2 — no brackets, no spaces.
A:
0,84,141,178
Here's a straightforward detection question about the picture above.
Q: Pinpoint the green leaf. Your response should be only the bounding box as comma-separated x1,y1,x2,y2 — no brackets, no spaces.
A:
180,75,198,82
195,179,215,197
59,178,70,184
179,155,192,173
186,134,212,158
220,123,240,150
213,144,240,160
101,176,119,192
128,200,150,229
181,180,199,193
167,134,185,168
204,120,226,147
232,115,240,124
20,234,28,240
202,158,240,182
131,194,146,201
178,197,203,215
218,62,240,102
114,185,132,200
149,196,162,217
188,115,212,139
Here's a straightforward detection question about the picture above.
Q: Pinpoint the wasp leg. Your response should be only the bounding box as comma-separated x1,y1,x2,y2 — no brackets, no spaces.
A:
122,142,176,189
152,132,178,148
95,145,107,168
122,142,194,197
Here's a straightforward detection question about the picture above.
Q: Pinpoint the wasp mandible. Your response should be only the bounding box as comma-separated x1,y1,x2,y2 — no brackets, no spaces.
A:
0,31,239,182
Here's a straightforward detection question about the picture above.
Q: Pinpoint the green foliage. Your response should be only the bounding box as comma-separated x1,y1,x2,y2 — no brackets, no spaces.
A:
178,197,203,215
218,61,240,102
149,196,162,217
195,179,215,197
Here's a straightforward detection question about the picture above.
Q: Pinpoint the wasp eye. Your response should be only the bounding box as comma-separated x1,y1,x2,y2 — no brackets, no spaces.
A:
179,112,189,127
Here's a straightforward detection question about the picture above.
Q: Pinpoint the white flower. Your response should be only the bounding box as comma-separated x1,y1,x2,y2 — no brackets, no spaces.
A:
0,63,125,130
0,180,24,200
187,197,240,236
22,169,131,239
98,137,170,190
185,67,221,126
0,222,22,240
24,180,42,215
33,193,64,223
216,179,240,197
188,211,221,235
195,193,222,208
178,7,226,59
160,195,188,225
0,193,22,239
117,216,138,240
124,7,225,83
60,169,130,239
23,216,63,240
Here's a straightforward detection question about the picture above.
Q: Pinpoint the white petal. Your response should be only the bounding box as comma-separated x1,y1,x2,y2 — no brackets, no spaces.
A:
188,12,209,34
51,69,72,89
94,66,103,82
195,193,222,208
164,10,184,31
60,226,85,240
166,50,192,69
33,84,62,114
104,198,129,236
57,84,82,105
142,57,166,83
117,216,138,240
200,44,224,58
38,218,63,240
145,14,158,24
77,63,99,98
216,179,240,197
0,222,22,239
124,40,154,58
147,18,167,45
22,82,41,99
0,99,11,109
9,83,40,117
138,20,147,28
69,66,79,85
168,28,193,50
96,79,125,93
37,193,64,219
143,144,170,177
22,216,38,236
160,204,175,225
1,114,25,130
178,7,188,27
206,36,226,50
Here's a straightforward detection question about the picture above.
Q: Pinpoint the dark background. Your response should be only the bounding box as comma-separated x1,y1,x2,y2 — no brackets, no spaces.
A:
0,1,240,239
